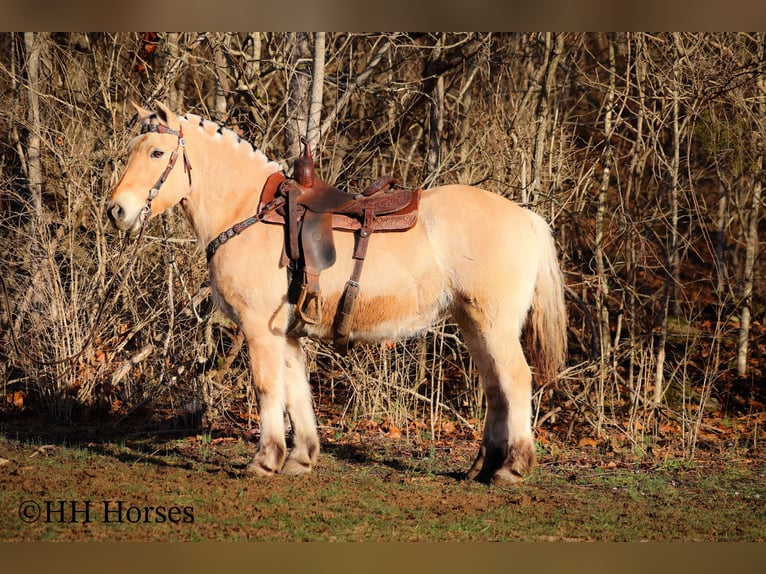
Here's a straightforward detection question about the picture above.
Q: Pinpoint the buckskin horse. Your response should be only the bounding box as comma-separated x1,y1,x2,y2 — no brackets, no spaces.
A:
107,102,567,486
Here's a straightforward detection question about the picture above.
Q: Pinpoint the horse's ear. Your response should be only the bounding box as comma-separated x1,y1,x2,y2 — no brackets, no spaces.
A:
154,102,179,129
131,102,153,120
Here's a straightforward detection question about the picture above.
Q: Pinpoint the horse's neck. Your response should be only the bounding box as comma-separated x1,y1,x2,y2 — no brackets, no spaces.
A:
180,117,281,247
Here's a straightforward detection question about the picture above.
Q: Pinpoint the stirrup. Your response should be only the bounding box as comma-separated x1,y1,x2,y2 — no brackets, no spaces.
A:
295,286,322,325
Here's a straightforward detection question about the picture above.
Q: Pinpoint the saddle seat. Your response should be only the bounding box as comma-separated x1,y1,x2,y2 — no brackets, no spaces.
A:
258,140,420,353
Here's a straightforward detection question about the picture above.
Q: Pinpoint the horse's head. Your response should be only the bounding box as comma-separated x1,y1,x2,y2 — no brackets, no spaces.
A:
107,102,192,234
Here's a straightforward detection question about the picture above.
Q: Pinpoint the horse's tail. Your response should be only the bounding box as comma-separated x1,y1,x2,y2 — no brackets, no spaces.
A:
526,211,567,387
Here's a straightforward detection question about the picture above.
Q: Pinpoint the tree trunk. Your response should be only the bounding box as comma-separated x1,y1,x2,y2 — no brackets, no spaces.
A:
594,32,616,431
425,74,444,184
654,33,686,408
211,32,231,121
529,32,564,208
285,32,311,160
624,32,648,408
737,33,765,378
245,32,261,81
425,35,445,185
456,54,481,183
164,32,183,111
305,32,325,153
24,32,43,221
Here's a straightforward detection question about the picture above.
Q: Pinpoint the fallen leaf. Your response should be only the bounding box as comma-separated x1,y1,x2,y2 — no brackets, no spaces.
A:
441,421,456,435
578,437,598,448
211,437,236,444
5,391,24,408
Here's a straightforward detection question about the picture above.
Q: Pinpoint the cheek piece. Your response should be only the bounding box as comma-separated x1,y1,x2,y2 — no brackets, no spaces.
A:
139,123,192,221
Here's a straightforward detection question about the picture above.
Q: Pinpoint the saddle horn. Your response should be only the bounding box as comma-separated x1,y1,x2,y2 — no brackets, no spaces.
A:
293,137,315,188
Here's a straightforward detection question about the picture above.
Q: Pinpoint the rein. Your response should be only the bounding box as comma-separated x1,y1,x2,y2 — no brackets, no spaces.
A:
205,196,285,263
1,121,191,369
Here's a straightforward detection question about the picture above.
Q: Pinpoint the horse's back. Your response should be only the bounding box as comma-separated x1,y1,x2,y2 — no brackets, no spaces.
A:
420,184,546,280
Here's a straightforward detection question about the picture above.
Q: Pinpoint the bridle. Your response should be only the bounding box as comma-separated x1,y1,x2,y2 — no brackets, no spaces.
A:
139,122,193,220
136,120,284,264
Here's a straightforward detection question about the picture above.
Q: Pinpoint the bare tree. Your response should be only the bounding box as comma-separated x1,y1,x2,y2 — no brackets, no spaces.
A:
736,32,765,378
529,32,564,208
23,32,43,220
285,32,311,159
164,32,183,111
424,34,445,184
593,32,617,430
653,34,686,409
305,32,325,152
210,32,232,121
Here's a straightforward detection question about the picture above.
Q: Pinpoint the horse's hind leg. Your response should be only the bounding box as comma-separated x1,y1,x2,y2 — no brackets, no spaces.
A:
455,307,535,486
281,337,320,475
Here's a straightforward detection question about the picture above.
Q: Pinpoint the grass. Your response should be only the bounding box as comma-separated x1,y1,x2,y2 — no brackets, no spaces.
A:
1,429,764,541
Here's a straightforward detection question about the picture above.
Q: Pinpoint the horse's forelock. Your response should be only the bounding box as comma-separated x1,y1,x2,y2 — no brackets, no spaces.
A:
126,133,150,154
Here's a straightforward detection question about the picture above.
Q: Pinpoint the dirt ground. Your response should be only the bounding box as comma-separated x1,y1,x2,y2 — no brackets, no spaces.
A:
1,418,764,542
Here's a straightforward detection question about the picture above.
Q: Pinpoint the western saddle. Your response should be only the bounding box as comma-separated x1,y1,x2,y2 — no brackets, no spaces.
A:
259,139,421,354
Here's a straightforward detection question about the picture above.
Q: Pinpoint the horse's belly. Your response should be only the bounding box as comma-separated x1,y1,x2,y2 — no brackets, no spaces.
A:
306,223,448,342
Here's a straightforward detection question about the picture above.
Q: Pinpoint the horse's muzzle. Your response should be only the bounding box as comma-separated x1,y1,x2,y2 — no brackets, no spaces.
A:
106,200,141,234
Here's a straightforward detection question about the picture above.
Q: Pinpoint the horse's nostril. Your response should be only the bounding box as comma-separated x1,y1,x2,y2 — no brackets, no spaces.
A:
108,202,124,224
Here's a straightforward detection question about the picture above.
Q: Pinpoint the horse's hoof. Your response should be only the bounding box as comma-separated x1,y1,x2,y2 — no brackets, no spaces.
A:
465,468,480,481
246,459,277,476
490,467,525,487
281,457,312,476
465,446,485,481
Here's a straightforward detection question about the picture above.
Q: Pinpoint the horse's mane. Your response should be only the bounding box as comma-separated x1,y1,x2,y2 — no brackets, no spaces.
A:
180,113,282,172
128,111,281,174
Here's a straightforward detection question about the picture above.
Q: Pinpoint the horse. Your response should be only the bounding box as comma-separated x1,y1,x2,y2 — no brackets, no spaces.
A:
107,102,567,486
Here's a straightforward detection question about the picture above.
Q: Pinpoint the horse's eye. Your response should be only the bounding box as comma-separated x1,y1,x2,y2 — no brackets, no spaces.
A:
151,149,164,159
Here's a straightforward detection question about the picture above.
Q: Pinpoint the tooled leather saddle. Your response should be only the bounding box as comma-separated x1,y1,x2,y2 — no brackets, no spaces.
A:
259,139,421,354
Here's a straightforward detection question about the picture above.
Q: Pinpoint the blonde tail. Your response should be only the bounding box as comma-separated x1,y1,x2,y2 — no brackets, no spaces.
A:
526,212,567,386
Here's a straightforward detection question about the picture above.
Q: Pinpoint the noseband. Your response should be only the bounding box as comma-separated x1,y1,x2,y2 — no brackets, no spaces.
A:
140,123,193,220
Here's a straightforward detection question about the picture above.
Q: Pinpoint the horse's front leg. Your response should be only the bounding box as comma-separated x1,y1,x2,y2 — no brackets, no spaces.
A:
245,333,288,476
281,337,320,475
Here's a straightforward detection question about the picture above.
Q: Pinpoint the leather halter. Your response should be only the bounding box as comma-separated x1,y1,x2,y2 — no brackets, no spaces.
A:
139,123,193,219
